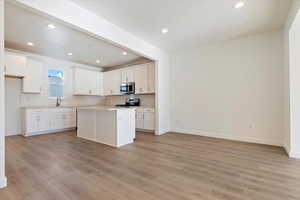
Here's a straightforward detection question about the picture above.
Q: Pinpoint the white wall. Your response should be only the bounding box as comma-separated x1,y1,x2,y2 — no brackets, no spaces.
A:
286,0,300,158
5,78,22,136
171,30,284,146
0,0,7,189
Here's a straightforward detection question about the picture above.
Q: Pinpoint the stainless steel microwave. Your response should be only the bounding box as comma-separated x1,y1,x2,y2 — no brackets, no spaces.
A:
120,82,135,94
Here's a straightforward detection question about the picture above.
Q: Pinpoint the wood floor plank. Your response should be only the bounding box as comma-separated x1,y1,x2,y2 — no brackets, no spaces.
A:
0,131,300,200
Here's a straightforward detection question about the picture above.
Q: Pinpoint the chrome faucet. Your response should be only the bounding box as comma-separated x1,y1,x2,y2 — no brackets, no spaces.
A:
56,97,62,107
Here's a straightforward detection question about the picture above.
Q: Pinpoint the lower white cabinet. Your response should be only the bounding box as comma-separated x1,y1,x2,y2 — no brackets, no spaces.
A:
22,108,76,136
135,108,155,131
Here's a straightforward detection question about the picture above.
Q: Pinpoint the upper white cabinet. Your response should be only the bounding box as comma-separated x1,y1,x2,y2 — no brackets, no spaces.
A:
147,63,155,93
134,64,148,94
73,67,103,96
103,70,121,95
5,52,27,77
22,58,43,94
103,62,155,96
121,68,134,83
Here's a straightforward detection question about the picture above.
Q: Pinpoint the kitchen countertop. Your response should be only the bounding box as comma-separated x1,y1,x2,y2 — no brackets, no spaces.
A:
77,106,137,111
21,105,95,109
21,105,155,110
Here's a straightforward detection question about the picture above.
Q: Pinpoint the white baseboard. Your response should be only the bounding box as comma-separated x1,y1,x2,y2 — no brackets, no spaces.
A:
0,176,7,189
289,151,300,159
24,128,76,137
171,128,283,147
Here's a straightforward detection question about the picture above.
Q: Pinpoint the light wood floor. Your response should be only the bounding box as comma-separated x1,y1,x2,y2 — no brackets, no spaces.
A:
1,131,300,200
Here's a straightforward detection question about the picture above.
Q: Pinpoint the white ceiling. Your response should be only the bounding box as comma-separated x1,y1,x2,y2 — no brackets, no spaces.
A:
5,3,146,68
69,0,291,51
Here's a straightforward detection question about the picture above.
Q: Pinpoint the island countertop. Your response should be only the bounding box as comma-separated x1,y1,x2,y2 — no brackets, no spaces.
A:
76,106,137,111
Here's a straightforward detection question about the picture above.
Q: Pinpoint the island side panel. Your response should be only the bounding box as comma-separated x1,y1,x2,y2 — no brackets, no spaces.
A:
77,109,97,141
117,109,135,147
95,110,117,147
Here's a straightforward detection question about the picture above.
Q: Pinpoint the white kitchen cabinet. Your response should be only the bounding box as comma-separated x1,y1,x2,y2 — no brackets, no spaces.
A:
147,63,155,93
77,107,135,148
134,64,148,94
103,70,121,95
103,62,155,96
121,68,134,83
22,108,77,136
24,109,50,134
136,109,144,129
143,109,155,130
5,52,27,77
22,58,43,93
73,67,103,96
135,108,155,131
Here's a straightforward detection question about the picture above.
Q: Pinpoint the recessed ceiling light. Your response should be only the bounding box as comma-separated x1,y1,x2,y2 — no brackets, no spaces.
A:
67,52,73,56
48,24,56,29
122,51,128,56
96,60,101,64
27,42,34,46
161,28,169,34
235,1,245,9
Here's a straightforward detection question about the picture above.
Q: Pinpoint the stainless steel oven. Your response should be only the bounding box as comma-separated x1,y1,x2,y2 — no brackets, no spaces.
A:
120,82,135,94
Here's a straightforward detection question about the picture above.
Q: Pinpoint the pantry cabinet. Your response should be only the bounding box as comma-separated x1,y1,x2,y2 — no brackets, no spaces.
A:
22,58,43,93
73,67,103,96
4,52,27,77
22,108,76,136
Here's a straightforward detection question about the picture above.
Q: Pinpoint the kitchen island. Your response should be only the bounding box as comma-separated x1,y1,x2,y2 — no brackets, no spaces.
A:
77,106,136,148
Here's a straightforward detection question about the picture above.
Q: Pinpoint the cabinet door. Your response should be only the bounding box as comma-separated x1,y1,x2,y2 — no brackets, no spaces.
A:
112,70,121,95
121,68,134,83
73,68,103,96
5,52,27,77
63,110,76,128
23,59,43,93
143,111,155,131
134,65,148,94
136,110,144,129
73,68,89,95
94,72,103,96
147,63,155,93
26,111,39,133
103,71,113,96
104,70,121,95
39,110,50,132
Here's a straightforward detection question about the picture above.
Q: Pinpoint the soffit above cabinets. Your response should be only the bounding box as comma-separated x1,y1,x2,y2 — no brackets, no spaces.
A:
5,2,149,68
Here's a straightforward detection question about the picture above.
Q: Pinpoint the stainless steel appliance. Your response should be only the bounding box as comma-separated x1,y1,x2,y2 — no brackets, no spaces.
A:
120,82,135,94
115,95,140,107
